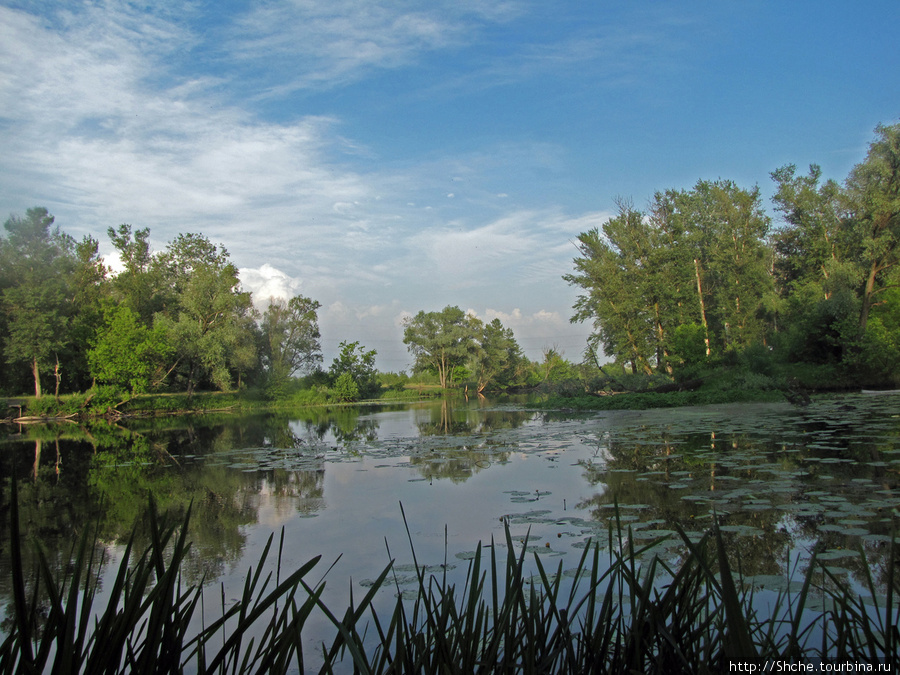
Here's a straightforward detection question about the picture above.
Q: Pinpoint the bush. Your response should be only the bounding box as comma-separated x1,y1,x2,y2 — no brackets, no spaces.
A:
85,385,130,413
331,371,359,402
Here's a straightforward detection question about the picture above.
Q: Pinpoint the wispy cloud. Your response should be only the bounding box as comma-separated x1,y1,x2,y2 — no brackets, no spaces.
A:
226,0,523,94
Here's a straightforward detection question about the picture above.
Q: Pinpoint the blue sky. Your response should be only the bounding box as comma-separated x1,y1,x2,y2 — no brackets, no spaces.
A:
1,1,898,371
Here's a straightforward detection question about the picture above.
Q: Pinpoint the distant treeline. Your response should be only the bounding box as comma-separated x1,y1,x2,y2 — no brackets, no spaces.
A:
567,123,900,388
0,215,575,400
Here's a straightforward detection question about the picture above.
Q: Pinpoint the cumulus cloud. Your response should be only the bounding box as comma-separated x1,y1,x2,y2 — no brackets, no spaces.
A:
239,264,304,308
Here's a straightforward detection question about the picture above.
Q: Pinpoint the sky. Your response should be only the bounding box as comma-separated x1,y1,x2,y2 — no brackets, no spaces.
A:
1,1,898,372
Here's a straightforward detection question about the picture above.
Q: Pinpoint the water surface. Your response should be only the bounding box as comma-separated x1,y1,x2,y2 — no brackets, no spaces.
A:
2,393,900,653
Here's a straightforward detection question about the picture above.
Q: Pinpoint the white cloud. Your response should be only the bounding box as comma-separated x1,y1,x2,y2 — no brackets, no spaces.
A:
228,1,523,93
404,209,610,290
239,264,304,308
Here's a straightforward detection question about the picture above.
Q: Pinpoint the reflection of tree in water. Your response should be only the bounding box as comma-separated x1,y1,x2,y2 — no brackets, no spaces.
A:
409,443,510,484
0,417,318,591
575,422,900,588
0,431,102,637
281,406,379,449
417,398,534,436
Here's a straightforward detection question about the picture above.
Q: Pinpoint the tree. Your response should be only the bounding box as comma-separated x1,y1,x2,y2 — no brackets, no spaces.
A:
403,306,480,389
771,124,900,367
770,163,846,298
567,181,773,373
843,123,900,336
0,208,75,397
653,180,773,353
66,235,109,390
566,202,660,374
329,341,379,399
470,318,523,393
155,234,257,394
331,371,360,402
260,295,322,392
107,224,166,323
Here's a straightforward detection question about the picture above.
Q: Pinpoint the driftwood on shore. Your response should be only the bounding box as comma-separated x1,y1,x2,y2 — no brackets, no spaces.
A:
13,413,78,424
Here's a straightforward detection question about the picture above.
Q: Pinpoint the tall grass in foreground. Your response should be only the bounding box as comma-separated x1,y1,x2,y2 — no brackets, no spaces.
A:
2,489,898,674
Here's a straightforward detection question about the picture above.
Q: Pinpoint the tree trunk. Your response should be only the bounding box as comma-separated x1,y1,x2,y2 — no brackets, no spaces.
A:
32,357,42,398
653,302,671,374
859,262,878,336
54,355,61,400
694,258,711,356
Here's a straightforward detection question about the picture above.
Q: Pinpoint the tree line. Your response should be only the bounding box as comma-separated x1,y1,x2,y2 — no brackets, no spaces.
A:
0,217,571,400
566,123,900,386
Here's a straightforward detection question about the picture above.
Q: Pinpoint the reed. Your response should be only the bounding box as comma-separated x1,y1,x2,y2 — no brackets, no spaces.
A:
2,488,898,673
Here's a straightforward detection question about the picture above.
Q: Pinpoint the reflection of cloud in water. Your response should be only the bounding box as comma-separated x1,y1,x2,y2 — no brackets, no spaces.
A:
256,469,326,526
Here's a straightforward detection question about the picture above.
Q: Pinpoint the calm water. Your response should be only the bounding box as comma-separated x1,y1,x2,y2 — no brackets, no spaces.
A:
2,393,900,657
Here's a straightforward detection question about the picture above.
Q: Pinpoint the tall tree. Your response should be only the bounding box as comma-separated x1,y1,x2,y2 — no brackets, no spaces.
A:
471,318,524,393
771,164,846,298
260,295,322,391
566,204,657,374
107,224,166,323
403,306,480,388
653,180,773,352
843,123,900,335
568,181,773,372
66,235,109,390
155,234,257,393
0,208,75,397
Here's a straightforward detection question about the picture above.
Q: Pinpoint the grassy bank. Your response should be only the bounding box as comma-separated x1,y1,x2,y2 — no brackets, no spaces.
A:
3,384,444,422
536,360,868,411
2,487,898,673
540,386,785,411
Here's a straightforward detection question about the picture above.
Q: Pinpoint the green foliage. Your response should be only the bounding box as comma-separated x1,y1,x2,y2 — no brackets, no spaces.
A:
669,323,707,373
86,384,130,412
0,208,76,397
155,237,258,394
261,295,322,397
567,183,773,376
378,370,410,391
470,318,525,392
856,316,900,385
88,305,171,393
331,371,360,402
286,387,331,407
329,340,379,399
403,306,480,388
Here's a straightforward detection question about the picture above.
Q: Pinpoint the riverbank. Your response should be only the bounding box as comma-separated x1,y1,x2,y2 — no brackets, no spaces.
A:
2,385,445,424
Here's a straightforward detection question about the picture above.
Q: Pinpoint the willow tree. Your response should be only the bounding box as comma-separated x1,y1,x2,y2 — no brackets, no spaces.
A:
154,233,257,394
260,295,322,392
